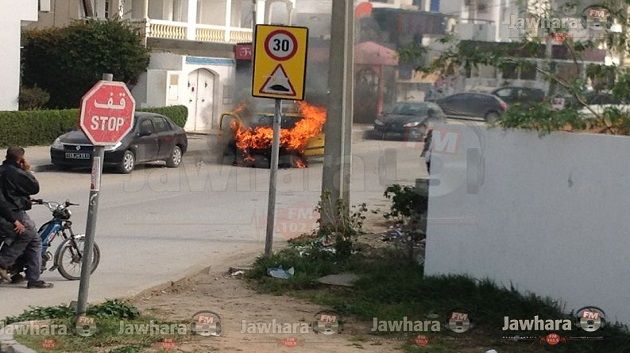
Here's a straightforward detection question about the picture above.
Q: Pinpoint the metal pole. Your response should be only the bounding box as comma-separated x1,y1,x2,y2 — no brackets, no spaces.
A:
264,99,282,257
322,0,350,223
341,0,354,205
76,73,112,316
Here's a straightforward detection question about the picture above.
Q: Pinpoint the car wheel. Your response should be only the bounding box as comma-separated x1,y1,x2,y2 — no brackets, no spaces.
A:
485,111,500,123
118,150,135,174
166,146,182,168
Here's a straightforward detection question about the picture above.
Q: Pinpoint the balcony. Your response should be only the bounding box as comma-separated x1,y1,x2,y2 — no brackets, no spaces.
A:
136,19,253,44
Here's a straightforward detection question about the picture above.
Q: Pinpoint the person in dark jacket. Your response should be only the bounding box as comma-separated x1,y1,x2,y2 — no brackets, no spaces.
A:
0,192,26,281
0,147,53,288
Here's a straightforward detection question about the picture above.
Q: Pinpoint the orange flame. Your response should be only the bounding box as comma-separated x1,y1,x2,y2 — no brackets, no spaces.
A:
233,102,327,157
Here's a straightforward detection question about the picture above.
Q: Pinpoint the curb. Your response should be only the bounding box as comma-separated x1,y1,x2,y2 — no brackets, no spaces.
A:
0,322,43,353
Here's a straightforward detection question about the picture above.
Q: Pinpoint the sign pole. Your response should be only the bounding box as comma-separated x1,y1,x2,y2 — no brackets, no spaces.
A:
264,99,282,257
76,73,112,316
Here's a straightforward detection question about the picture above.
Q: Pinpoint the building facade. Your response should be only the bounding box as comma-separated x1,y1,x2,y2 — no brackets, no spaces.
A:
0,0,38,111
29,0,296,132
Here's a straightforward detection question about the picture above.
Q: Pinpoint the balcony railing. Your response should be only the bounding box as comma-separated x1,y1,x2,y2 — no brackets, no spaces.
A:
137,19,253,44
147,19,187,40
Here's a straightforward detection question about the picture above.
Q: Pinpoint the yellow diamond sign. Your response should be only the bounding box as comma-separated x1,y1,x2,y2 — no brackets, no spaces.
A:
252,25,309,100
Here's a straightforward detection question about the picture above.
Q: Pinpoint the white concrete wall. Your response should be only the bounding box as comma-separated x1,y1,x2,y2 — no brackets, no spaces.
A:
425,125,630,325
0,0,38,111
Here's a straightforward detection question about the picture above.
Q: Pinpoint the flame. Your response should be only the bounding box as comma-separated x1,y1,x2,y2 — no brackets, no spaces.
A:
233,102,327,162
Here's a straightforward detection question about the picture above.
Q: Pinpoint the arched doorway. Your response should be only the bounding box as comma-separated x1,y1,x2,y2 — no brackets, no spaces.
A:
186,69,216,132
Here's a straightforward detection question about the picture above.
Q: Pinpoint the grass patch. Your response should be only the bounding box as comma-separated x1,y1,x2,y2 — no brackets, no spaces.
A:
248,246,630,353
5,300,191,353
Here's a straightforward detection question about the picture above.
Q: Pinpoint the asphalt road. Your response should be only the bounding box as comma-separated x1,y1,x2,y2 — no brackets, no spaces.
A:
0,133,425,319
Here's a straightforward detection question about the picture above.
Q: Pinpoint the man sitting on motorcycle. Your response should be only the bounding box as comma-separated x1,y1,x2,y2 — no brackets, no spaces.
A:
0,147,53,288
0,188,26,281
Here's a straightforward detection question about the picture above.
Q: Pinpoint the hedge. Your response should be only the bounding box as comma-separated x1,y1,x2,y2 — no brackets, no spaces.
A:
0,105,188,147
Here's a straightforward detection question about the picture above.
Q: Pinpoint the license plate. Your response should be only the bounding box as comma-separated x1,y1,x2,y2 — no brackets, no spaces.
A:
65,152,91,160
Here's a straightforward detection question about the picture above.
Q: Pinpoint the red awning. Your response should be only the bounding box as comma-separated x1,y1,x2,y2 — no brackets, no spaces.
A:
355,41,399,66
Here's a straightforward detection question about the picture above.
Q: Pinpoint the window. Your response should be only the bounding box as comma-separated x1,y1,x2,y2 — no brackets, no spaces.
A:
502,64,518,79
392,103,428,115
495,89,513,99
152,117,171,132
139,119,154,133
520,63,537,80
430,0,440,12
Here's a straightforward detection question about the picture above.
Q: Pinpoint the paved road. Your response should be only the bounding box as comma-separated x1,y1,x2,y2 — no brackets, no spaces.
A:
0,133,424,319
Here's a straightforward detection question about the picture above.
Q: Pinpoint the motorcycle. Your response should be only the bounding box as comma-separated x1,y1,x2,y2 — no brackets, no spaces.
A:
0,199,100,281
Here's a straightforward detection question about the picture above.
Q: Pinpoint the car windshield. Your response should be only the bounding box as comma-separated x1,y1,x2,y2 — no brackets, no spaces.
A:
391,103,428,115
251,114,299,129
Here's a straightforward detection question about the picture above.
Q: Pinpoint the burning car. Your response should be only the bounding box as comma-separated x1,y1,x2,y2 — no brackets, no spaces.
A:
219,101,326,168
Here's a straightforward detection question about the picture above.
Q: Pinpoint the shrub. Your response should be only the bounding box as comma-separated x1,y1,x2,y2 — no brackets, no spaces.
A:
22,19,150,109
19,86,50,110
0,106,187,147
142,105,188,128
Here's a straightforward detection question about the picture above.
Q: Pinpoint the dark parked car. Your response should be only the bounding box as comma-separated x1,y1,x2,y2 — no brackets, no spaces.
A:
436,92,508,121
492,86,545,107
50,112,188,173
373,102,446,140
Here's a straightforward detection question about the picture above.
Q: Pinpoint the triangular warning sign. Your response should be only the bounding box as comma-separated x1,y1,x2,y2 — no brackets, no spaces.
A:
260,65,296,96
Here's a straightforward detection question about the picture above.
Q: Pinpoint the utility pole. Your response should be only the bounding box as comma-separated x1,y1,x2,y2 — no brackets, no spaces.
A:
341,0,354,204
82,0,95,18
322,0,353,221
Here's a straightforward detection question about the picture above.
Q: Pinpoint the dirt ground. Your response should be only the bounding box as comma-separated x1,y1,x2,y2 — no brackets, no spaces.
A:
130,249,406,353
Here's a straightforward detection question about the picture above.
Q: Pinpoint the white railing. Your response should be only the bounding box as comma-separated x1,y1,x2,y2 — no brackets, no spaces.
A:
196,24,253,44
229,28,253,44
136,19,253,44
146,19,187,40
196,24,226,42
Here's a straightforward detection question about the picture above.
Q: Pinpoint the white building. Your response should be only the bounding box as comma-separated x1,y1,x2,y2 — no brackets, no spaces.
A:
30,0,297,132
0,0,38,111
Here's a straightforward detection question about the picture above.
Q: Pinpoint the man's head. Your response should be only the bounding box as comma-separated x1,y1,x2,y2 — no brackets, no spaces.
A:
5,147,25,163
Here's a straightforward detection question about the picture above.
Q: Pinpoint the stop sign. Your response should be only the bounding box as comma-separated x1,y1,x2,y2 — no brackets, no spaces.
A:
80,81,135,145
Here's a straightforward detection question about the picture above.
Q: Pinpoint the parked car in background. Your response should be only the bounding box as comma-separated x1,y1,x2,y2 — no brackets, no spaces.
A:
435,92,508,121
492,86,545,107
50,112,188,173
372,102,447,140
579,92,630,118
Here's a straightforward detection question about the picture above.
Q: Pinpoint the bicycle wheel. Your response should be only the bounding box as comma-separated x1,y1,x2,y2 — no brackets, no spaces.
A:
57,237,100,281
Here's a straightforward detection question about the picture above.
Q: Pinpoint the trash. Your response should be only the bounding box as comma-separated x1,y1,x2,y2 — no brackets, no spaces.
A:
228,267,249,277
382,228,404,242
486,350,498,353
292,237,337,257
267,266,295,279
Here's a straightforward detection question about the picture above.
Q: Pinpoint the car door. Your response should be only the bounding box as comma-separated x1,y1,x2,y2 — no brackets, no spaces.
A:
151,116,176,159
134,118,159,162
475,94,497,118
438,95,460,116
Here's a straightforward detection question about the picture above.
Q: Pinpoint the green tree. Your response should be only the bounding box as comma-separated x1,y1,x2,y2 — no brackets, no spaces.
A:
22,19,150,109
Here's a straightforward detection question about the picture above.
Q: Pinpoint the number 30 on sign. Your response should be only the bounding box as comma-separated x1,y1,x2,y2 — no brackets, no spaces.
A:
252,25,308,100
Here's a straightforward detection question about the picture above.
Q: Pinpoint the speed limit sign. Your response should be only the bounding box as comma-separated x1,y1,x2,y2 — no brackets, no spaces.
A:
253,25,308,100
264,30,298,61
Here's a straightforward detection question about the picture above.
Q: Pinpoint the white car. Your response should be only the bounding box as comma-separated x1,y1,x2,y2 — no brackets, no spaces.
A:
578,93,630,118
